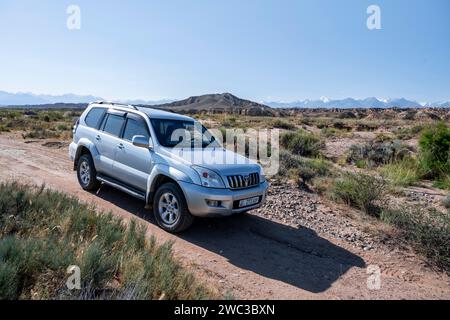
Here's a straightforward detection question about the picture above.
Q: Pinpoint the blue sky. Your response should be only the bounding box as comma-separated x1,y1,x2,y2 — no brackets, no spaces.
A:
0,0,449,102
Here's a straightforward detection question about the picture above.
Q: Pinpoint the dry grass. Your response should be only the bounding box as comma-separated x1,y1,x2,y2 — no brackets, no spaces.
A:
0,182,214,300
0,109,80,140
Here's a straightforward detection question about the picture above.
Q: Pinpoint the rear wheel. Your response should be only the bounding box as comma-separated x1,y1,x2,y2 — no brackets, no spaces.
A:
77,154,101,191
153,183,193,233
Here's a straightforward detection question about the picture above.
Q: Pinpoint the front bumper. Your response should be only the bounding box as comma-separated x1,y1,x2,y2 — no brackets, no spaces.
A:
179,181,269,218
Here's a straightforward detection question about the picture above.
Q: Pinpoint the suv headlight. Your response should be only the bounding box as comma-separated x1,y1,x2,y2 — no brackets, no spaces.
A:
192,166,225,188
259,166,266,182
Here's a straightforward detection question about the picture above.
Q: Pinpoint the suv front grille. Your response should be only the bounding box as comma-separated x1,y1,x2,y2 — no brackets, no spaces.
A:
227,173,260,190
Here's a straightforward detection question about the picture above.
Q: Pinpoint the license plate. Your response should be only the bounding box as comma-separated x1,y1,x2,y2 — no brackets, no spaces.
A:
239,196,260,208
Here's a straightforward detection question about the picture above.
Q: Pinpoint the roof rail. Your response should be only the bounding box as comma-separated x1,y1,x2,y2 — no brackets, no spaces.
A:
90,101,138,110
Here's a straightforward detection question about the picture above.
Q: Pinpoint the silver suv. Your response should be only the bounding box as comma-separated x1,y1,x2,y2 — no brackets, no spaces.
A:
69,102,269,232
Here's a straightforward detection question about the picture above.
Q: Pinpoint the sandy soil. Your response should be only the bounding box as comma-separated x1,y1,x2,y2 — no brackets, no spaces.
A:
0,133,449,300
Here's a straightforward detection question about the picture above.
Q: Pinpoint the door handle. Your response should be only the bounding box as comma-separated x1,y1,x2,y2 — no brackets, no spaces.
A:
118,143,125,149
95,135,101,141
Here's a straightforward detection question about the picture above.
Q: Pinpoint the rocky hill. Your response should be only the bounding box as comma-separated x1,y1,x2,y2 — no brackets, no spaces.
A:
144,93,281,117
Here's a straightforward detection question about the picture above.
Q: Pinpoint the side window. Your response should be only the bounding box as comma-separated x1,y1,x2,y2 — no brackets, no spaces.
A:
84,108,106,129
123,117,150,142
102,114,125,137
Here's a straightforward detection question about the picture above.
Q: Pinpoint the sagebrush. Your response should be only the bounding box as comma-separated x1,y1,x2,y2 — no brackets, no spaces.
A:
0,182,213,300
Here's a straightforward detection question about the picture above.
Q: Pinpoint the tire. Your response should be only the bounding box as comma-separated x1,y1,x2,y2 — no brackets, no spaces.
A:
153,183,194,233
77,154,101,191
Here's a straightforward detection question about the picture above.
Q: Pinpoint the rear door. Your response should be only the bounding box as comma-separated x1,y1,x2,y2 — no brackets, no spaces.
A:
96,110,126,178
79,107,107,169
113,113,153,191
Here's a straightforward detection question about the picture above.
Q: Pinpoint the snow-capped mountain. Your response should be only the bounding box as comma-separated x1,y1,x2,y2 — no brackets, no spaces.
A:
0,91,103,106
423,101,450,108
0,90,448,109
0,90,174,106
264,97,438,109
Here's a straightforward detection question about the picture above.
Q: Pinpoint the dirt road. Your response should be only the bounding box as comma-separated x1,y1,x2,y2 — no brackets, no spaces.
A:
0,134,448,299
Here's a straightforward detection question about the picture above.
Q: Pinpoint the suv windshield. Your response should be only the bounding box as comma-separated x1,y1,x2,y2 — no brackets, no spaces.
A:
150,119,219,148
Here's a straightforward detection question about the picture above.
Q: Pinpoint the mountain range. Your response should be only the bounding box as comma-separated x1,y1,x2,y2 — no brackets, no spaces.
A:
0,90,449,109
263,97,450,109
0,90,171,107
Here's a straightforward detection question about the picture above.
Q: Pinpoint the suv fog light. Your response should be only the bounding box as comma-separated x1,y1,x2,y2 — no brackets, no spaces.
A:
206,200,221,208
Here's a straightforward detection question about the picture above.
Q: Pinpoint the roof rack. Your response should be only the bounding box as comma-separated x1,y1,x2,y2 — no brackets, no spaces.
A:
90,101,139,110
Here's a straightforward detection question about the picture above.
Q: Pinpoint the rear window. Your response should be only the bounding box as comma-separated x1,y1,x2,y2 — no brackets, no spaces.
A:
102,114,125,137
84,108,106,128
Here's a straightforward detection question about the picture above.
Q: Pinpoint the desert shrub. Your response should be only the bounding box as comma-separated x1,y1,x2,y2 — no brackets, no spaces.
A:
374,133,394,143
298,117,313,126
433,175,450,191
38,111,64,122
0,182,213,300
22,128,61,139
1,110,22,119
347,140,411,168
418,122,450,179
320,127,350,138
394,125,424,140
278,150,331,185
337,111,357,119
402,110,418,121
57,124,70,131
355,159,368,169
271,119,296,130
63,110,83,119
220,117,236,128
329,172,387,216
356,123,378,132
380,157,420,187
281,130,324,158
332,121,352,131
381,206,450,272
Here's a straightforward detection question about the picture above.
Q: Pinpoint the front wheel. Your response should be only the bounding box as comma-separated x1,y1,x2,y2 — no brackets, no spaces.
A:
77,154,101,191
153,183,194,233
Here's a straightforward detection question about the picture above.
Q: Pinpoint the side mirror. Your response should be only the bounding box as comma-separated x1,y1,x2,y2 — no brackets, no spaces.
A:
132,135,153,149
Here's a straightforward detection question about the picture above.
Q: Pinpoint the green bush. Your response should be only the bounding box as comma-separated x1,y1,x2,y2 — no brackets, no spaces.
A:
278,150,331,184
419,122,450,179
380,158,420,187
329,172,387,216
394,125,424,140
320,127,350,138
271,119,296,130
57,124,70,131
433,175,450,191
0,182,213,300
347,140,411,168
355,159,368,169
281,130,324,158
381,206,450,272
220,117,236,128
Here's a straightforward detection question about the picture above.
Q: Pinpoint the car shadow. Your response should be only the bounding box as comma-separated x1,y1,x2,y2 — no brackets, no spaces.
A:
95,184,366,294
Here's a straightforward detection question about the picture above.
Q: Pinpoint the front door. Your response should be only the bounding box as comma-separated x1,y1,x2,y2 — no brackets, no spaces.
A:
113,114,153,191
